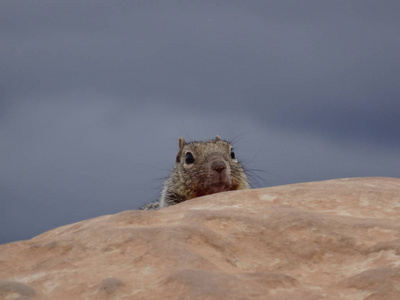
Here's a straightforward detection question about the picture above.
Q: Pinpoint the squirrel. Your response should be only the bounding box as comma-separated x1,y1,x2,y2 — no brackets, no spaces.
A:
141,135,249,210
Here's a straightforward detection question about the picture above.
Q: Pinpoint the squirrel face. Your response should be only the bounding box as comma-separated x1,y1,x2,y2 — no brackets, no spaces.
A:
174,136,248,199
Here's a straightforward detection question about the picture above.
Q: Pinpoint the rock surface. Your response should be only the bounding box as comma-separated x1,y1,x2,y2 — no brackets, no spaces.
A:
1,177,399,300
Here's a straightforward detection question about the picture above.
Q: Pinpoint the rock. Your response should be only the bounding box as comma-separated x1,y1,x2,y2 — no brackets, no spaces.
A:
0,177,399,300
0,280,36,299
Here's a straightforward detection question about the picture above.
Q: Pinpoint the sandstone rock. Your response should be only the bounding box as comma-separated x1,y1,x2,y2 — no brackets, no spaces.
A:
0,177,399,300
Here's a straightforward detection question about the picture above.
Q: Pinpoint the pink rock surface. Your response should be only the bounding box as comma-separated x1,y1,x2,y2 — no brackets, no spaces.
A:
1,177,399,299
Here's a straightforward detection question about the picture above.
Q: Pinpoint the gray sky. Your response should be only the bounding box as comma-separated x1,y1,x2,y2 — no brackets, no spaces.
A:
1,0,399,244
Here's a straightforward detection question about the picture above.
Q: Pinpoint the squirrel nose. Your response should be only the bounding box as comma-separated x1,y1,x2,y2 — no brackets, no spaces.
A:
212,160,226,173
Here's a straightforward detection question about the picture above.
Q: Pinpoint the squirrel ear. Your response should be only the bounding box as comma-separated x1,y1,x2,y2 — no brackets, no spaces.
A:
178,137,186,149
215,135,222,141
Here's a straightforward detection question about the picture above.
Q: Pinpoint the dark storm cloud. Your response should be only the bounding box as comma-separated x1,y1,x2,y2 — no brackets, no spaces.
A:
2,1,399,144
1,1,399,243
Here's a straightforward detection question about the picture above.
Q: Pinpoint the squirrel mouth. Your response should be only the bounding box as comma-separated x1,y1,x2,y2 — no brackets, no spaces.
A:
207,182,228,193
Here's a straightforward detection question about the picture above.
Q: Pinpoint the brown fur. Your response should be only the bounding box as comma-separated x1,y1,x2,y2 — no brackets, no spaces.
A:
141,136,249,210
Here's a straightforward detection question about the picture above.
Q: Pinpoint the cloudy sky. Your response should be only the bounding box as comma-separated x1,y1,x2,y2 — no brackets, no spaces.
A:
1,1,399,244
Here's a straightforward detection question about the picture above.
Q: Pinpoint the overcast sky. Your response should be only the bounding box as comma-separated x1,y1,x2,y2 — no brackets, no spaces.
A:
1,1,399,244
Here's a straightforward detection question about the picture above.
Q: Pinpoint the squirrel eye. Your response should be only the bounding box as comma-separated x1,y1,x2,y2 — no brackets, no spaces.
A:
230,149,235,159
185,152,195,164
